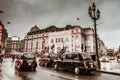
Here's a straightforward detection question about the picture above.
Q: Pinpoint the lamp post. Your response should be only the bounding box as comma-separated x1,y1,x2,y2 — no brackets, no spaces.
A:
88,3,101,69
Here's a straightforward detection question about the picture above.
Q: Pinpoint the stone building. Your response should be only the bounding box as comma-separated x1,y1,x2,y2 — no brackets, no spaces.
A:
0,21,8,54
24,25,106,55
6,36,23,53
98,38,107,56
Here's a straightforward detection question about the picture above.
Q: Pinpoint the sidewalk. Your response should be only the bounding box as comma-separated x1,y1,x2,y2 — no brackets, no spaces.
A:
97,61,120,75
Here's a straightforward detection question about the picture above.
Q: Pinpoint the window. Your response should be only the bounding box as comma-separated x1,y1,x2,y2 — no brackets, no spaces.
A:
81,53,92,60
36,41,38,49
76,29,78,32
72,39,73,42
65,37,69,42
72,44,73,47
49,53,58,58
72,36,74,38
73,54,79,61
61,38,63,42
61,55,66,60
67,54,73,59
58,38,60,43
51,39,53,43
31,40,33,49
22,54,35,59
81,44,84,52
76,35,79,38
56,38,57,43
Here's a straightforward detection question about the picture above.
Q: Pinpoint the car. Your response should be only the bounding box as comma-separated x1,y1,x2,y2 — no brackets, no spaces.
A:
116,55,120,62
54,52,96,74
39,52,58,67
100,56,109,62
109,56,115,60
15,53,37,71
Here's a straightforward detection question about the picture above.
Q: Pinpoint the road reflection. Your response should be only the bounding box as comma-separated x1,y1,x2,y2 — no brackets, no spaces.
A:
101,61,120,73
15,70,35,80
1,58,120,80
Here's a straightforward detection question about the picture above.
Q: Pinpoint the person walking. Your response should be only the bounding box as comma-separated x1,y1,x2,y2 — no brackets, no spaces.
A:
0,57,3,67
12,55,15,62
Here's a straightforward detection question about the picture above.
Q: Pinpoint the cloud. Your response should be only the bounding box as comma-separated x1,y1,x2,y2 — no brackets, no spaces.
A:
0,0,120,49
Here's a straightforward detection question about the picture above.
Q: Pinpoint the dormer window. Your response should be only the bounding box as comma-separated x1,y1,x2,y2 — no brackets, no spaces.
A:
76,29,78,32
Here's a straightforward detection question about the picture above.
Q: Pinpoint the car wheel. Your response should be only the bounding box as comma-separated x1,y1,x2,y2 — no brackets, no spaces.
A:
17,67,21,71
17,64,21,71
33,68,36,71
74,67,80,75
54,63,59,70
32,67,36,71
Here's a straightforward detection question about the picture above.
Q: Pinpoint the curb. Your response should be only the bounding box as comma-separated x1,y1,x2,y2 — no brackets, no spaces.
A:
96,70,120,75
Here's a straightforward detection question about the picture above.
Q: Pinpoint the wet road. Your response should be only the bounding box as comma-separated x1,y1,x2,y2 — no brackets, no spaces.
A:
101,60,120,73
0,58,120,80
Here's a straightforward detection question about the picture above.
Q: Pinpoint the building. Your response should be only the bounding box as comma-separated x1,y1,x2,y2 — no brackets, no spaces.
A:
98,38,107,56
107,49,114,56
24,25,106,55
0,21,8,54
6,36,24,53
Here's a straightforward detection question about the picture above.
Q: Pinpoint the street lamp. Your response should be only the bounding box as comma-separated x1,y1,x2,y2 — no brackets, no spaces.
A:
88,3,101,69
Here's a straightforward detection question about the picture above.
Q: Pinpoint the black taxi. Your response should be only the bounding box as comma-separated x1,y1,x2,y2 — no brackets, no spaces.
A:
15,53,37,71
54,52,96,74
39,52,58,67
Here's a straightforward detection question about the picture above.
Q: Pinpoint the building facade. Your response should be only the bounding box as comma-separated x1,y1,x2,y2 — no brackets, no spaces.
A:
6,36,24,53
24,25,106,55
0,21,8,54
98,38,107,56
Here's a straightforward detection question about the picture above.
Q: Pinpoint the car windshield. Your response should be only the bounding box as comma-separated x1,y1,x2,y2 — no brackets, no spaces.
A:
49,53,58,58
81,53,92,60
22,54,35,59
100,56,108,60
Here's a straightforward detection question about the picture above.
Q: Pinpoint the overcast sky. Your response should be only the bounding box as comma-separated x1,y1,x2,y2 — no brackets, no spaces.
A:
0,0,120,49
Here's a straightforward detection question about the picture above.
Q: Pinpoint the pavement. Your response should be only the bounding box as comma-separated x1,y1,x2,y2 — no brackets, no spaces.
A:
97,60,120,75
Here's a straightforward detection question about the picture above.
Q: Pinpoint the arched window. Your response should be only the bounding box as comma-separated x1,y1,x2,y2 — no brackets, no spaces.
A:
65,37,69,42
76,29,78,32
51,39,53,43
56,38,57,43
36,41,38,49
58,38,60,43
61,38,63,42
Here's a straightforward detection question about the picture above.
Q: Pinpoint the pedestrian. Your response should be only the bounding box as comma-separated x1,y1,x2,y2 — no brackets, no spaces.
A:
12,55,15,62
117,55,120,62
0,57,3,67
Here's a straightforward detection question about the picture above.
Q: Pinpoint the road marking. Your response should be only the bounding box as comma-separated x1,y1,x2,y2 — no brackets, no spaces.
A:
43,70,79,80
